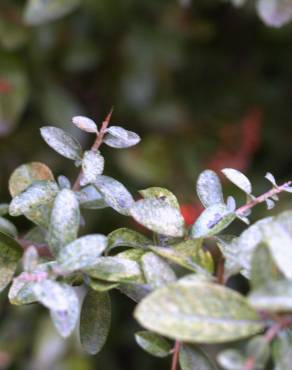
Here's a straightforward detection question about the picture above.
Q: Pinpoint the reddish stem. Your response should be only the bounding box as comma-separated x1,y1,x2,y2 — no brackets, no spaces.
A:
171,341,181,370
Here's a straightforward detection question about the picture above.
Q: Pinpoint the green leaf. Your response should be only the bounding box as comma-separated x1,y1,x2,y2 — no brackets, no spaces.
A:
0,231,22,292
0,217,17,237
103,126,140,148
135,280,263,343
57,234,107,272
24,0,82,25
130,198,185,237
8,274,36,305
0,204,9,216
191,204,235,238
222,168,252,195
72,116,97,133
9,162,54,198
141,252,176,289
272,329,292,370
80,150,105,186
49,189,80,256
77,185,108,209
246,336,270,369
118,283,152,302
95,175,134,216
40,126,82,160
135,331,171,358
257,0,292,28
248,279,292,312
216,236,242,279
217,349,245,370
85,256,144,283
139,187,180,209
80,289,111,355
107,228,151,253
179,344,218,370
196,170,224,208
86,277,119,292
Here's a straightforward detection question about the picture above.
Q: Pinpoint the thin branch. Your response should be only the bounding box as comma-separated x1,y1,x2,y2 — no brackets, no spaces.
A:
236,181,292,217
171,341,181,370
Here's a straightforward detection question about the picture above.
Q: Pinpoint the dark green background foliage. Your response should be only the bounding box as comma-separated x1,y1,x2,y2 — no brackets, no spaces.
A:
0,1,292,369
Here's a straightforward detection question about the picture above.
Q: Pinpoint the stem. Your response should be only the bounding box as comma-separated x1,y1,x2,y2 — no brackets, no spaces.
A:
72,107,113,191
236,181,292,216
171,341,181,370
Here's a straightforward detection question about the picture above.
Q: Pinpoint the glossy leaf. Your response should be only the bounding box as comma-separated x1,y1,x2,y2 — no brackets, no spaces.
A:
191,204,235,238
9,162,54,198
80,150,105,186
139,187,180,209
0,231,22,292
196,170,224,208
72,116,97,133
95,175,134,216
135,280,263,343
135,331,171,358
179,344,218,370
222,168,252,195
80,290,111,354
40,126,82,160
49,189,80,256
57,234,107,272
130,198,185,237
103,126,140,148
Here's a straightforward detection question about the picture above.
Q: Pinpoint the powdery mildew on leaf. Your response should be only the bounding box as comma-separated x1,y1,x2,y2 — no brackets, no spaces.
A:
107,227,151,253
80,150,105,186
196,170,224,208
221,168,252,195
135,331,171,358
103,126,140,148
257,0,292,27
139,187,180,209
72,116,97,133
130,198,185,237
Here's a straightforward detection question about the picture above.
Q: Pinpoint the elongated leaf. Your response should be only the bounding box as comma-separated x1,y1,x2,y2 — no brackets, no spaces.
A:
8,274,36,305
86,277,118,292
135,331,171,358
77,185,108,209
49,189,80,256
141,252,176,289
107,228,151,252
179,344,218,370
9,162,54,198
80,290,111,354
257,0,292,27
191,204,235,238
95,175,134,216
135,280,263,343
272,329,292,370
222,168,252,195
0,231,22,292
72,116,97,133
33,280,72,311
40,126,82,160
85,256,144,283
24,0,82,25
216,236,242,279
139,187,180,209
265,172,277,186
130,198,185,237
103,126,140,148
196,170,224,208
57,234,107,272
119,283,152,303
80,150,105,186
0,217,17,237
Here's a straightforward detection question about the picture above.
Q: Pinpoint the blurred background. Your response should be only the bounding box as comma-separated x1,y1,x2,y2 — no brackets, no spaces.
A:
0,0,292,369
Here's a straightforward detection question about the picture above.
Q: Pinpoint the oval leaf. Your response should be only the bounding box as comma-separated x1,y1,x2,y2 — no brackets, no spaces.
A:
103,126,140,148
72,116,97,133
179,344,218,370
222,168,252,195
196,170,224,208
139,187,180,209
107,228,151,253
135,331,171,358
80,150,105,186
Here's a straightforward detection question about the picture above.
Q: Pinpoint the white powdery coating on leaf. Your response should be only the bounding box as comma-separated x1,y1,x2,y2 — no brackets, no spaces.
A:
130,198,185,237
80,150,105,186
40,126,82,160
196,170,224,208
222,168,252,195
33,280,72,311
95,175,134,215
72,116,97,133
142,252,176,289
257,0,292,27
103,126,141,148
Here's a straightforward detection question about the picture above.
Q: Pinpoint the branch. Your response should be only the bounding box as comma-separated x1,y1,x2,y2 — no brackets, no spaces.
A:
171,341,181,370
236,181,292,217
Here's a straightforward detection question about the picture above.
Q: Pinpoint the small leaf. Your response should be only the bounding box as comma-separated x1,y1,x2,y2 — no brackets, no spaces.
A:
107,228,151,253
265,172,277,187
95,175,134,216
226,196,236,212
246,336,270,370
283,186,292,193
9,162,54,198
141,252,176,289
257,0,292,28
0,217,18,237
130,198,185,237
0,231,22,292
86,277,118,292
191,204,235,238
265,198,275,210
118,283,152,303
0,204,9,216
40,126,82,160
196,170,224,208
24,0,82,25
222,168,252,195
217,349,245,370
57,234,107,272
103,126,140,148
33,280,73,311
135,280,263,343
139,187,180,209
49,189,80,256
272,329,292,370
80,150,105,186
80,289,111,354
22,246,38,272
135,331,171,358
179,344,218,370
77,185,108,209
57,175,71,189
216,236,242,279
8,274,36,305
72,116,97,133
